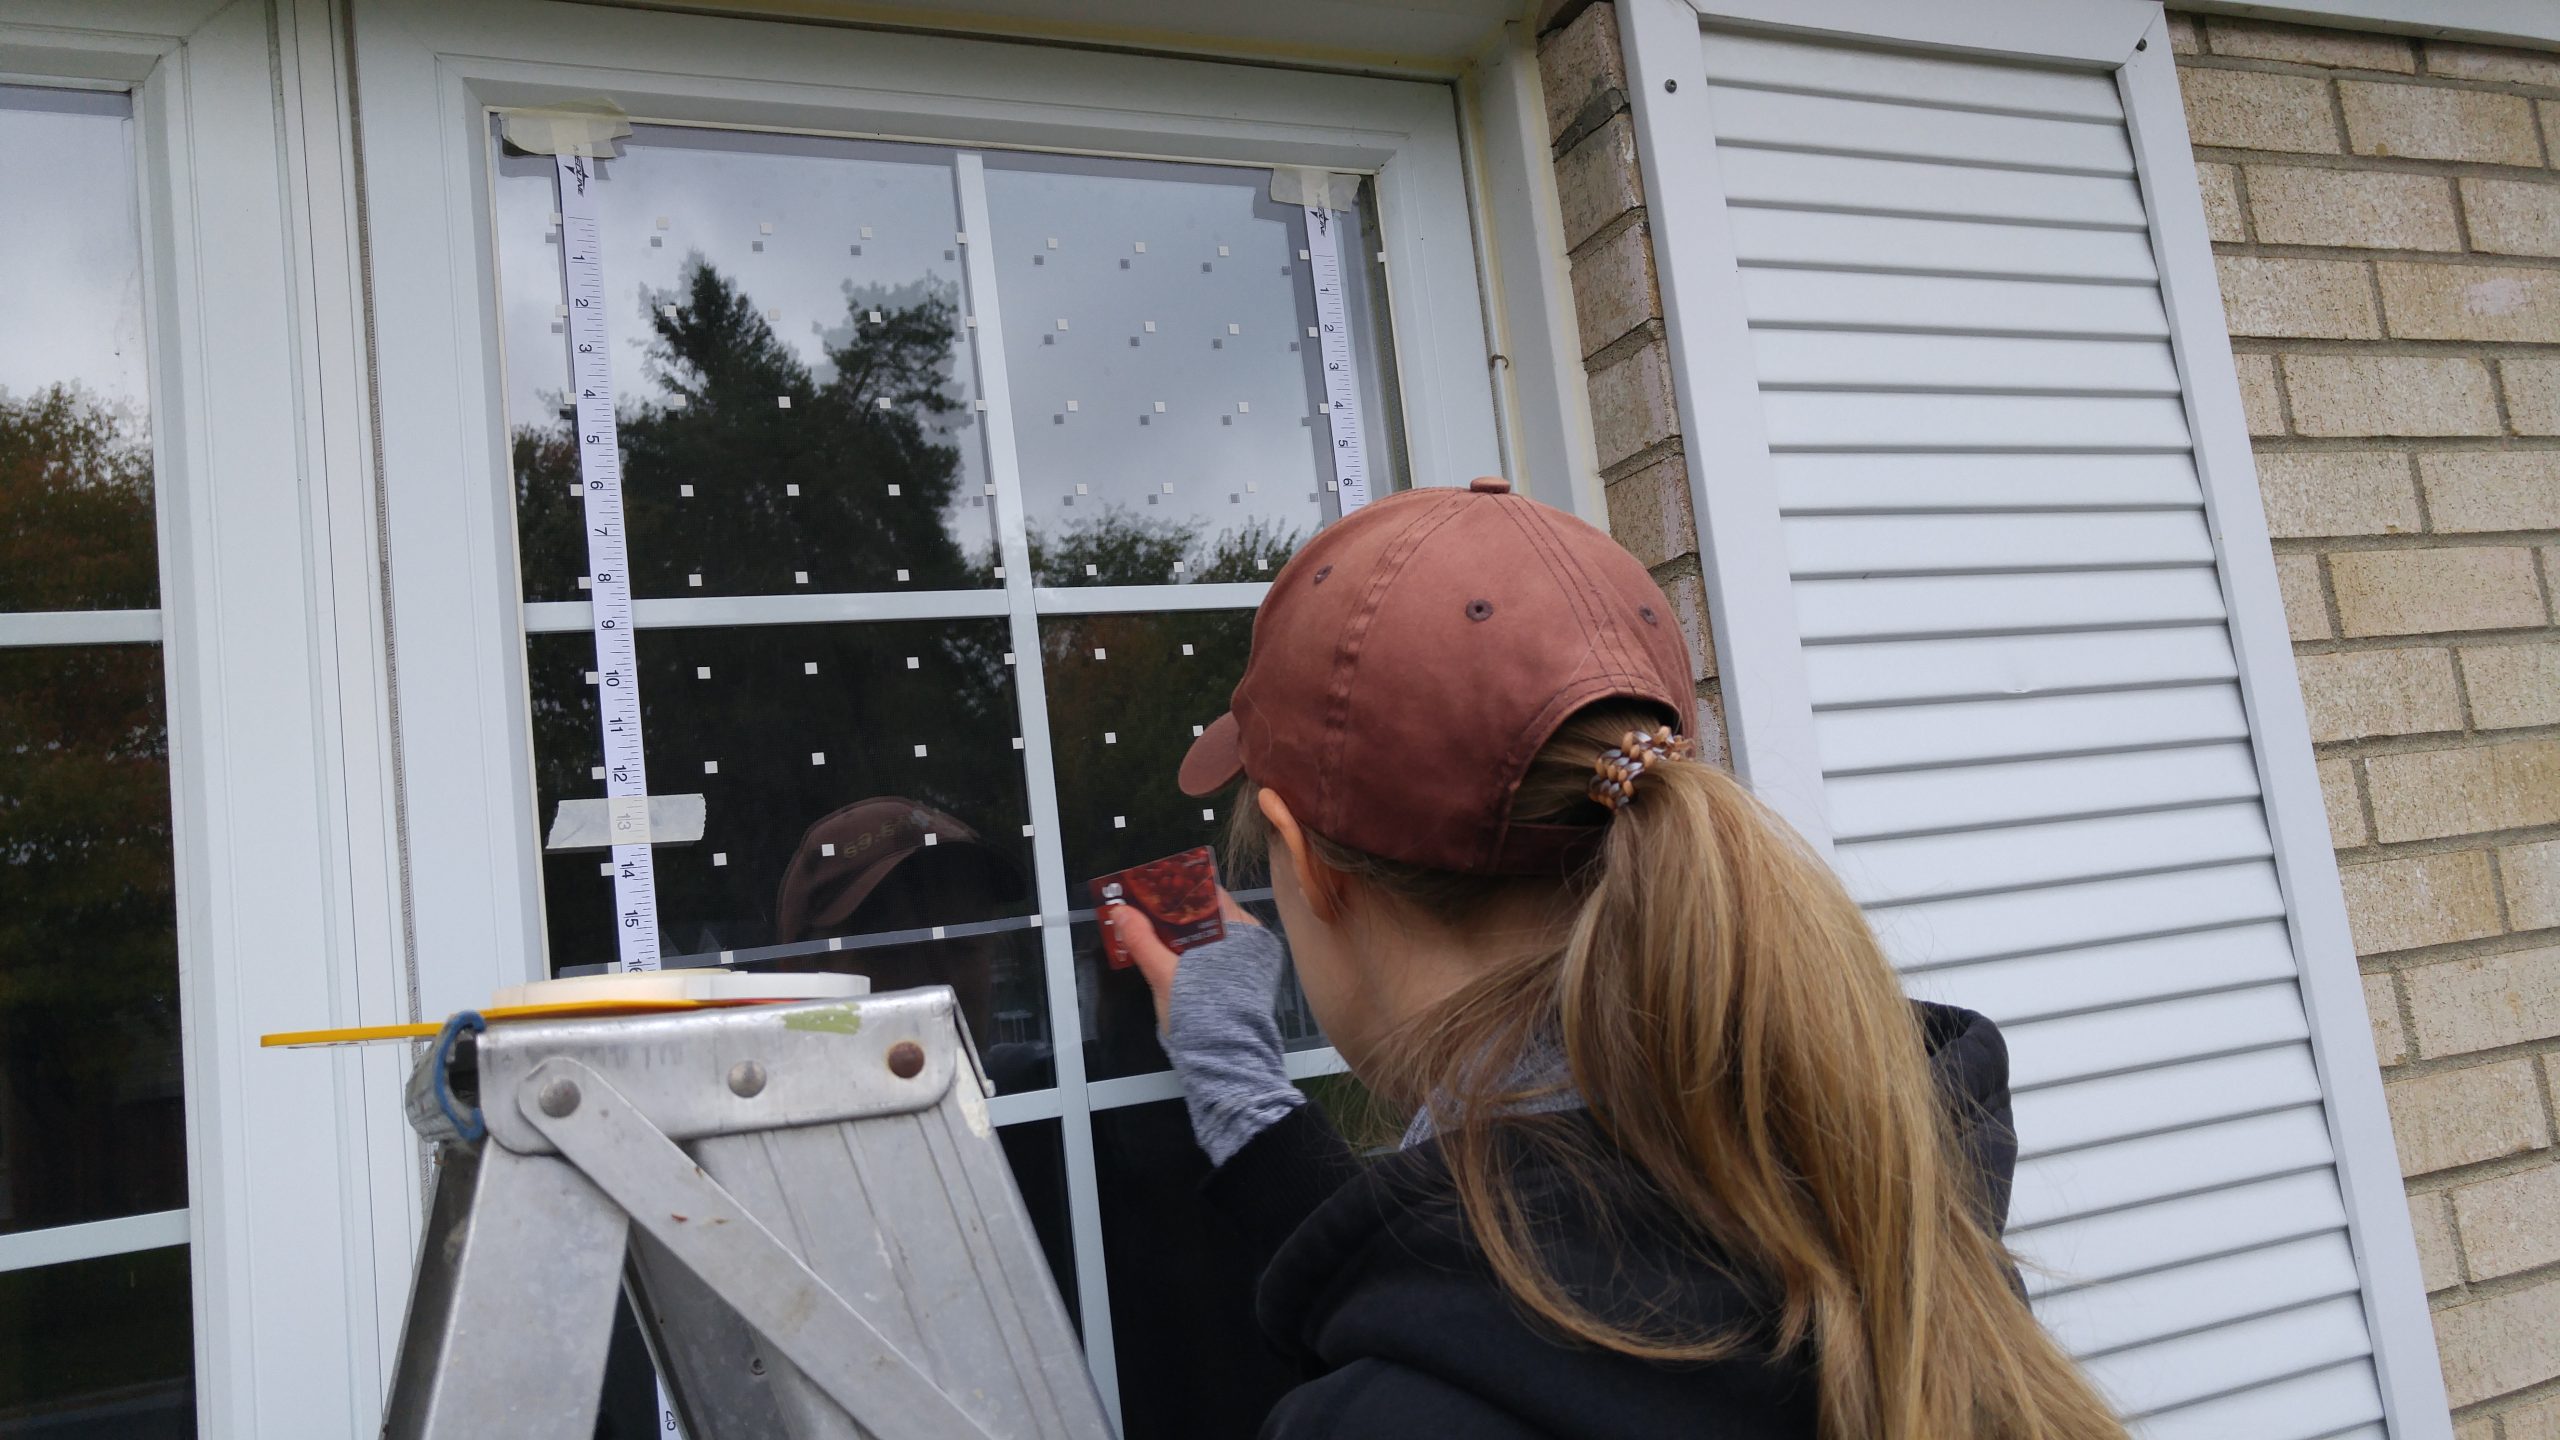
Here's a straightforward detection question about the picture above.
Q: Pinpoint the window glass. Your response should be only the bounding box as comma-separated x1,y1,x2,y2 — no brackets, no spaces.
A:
496,115,1408,1433
0,92,191,1421
0,86,154,614
0,1246,195,1436
981,154,1400,587
495,125,1001,602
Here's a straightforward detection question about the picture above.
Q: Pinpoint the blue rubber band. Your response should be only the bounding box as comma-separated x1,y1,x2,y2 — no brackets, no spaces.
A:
433,1010,488,1143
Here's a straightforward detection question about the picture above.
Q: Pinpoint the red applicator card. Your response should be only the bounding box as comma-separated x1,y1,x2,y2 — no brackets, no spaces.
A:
1090,846,1225,969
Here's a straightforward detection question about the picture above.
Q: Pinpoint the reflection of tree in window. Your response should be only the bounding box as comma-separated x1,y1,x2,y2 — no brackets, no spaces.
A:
0,385,185,1235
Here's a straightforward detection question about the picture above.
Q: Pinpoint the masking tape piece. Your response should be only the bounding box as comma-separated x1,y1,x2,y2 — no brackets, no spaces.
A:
499,100,635,159
546,792,707,850
1268,166,1362,211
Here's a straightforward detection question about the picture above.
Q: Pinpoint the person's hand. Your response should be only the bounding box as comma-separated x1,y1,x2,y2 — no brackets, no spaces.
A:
1104,887,1259,1031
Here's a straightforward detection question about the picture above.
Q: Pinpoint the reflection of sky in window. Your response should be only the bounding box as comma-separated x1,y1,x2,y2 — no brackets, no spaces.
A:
492,123,1399,580
0,87,146,417
493,124,995,556
980,153,1348,552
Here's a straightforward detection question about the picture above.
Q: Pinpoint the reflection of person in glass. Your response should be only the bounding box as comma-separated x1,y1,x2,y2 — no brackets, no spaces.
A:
1101,478,2127,1440
769,797,1051,1095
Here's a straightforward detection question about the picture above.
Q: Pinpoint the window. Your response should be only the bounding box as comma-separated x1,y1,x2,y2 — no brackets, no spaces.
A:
488,119,1401,1431
0,83,194,1437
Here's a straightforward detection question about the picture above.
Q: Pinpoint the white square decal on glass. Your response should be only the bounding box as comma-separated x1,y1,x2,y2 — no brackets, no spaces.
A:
869,310,883,324
1202,808,1216,821
1182,644,1195,656
713,852,728,867
1085,564,1098,577
1162,482,1175,492
804,662,819,675
660,305,677,320
1046,237,1059,249
914,744,928,758
906,657,920,670
1076,483,1088,495
759,221,773,235
1093,647,1107,660
1012,737,1024,749
922,833,938,847
1133,240,1147,253
1003,653,1016,666
1299,248,1310,260
1143,320,1157,333
811,752,826,766
704,760,719,774
821,842,836,857
776,395,791,409
1066,400,1080,412
876,396,892,410
1307,326,1319,338
1236,402,1250,413
794,571,809,584
888,484,902,497
585,671,599,685
599,862,614,876
1021,823,1035,837
590,765,604,780
1218,245,1230,256
1104,732,1116,744
1227,323,1240,335
680,484,694,497
1055,318,1069,331
1193,724,1205,736
577,575,591,589
656,216,670,230
688,574,702,587
896,569,910,582
785,483,799,496
696,666,711,679
1114,816,1127,829
1153,401,1166,413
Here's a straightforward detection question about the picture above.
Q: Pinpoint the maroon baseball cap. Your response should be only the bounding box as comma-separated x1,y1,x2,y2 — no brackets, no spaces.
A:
1179,476,1695,874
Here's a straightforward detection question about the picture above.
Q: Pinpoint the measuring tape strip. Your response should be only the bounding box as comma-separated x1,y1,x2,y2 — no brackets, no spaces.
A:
1301,203,1373,516
557,153,663,976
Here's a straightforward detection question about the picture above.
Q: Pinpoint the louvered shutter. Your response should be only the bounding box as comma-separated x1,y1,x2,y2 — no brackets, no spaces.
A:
1616,4,2445,1436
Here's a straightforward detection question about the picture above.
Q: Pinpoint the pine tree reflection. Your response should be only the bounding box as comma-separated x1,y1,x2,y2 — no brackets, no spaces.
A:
0,386,185,1238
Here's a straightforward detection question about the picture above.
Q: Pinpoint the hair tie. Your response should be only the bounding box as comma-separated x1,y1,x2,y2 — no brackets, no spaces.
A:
1588,726,1697,811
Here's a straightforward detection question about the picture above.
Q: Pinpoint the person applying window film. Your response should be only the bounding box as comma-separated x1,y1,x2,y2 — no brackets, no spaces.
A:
1101,476,2130,1440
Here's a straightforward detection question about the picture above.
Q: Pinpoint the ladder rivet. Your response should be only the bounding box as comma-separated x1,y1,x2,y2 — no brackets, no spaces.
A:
538,1079,581,1117
887,1042,926,1079
728,1061,767,1098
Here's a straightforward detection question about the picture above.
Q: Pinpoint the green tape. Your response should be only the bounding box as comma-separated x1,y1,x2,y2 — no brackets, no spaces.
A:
782,1004,864,1036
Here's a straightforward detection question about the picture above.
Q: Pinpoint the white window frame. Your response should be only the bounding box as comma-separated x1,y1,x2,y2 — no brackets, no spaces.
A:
0,3,417,1437
353,0,1505,1419
1614,0,2449,1433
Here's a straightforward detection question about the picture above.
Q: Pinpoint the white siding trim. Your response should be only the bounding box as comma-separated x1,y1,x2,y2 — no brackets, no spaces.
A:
2117,18,2451,1435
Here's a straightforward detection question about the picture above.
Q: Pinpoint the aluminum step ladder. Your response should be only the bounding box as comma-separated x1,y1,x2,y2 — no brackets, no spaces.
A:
381,986,1112,1440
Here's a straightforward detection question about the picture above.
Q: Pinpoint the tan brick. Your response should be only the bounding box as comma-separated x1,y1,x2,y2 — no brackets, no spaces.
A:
2330,547,2546,635
2506,354,2560,434
2505,838,2560,930
2499,1390,2560,1439
2278,552,2332,640
2246,164,2459,250
2341,80,2543,166
2434,1278,2560,1406
2547,98,2560,164
2366,970,2409,1067
1586,337,1674,472
2427,40,2560,90
2385,1057,2552,1176
2320,754,2369,846
2463,645,2560,731
2197,161,2245,242
2341,849,2504,954
2237,351,2287,436
2212,19,2414,72
2367,737,2560,841
2167,13,2200,57
2181,67,2339,153
1538,0,1625,142
2256,451,2420,537
1660,566,1714,683
2380,261,2560,343
2219,255,2381,339
1556,111,1642,251
1603,450,1693,570
2460,176,2560,257
2299,646,2462,740
2452,1162,2560,1281
2457,1416,2496,1440
2282,354,2499,437
2410,1190,2461,1290
2408,947,2560,1056
1569,219,1658,357
2422,451,2560,532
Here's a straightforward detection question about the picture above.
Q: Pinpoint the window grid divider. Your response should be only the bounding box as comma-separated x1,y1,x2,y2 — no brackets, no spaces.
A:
953,150,1123,1427
0,608,163,647
0,1207,189,1275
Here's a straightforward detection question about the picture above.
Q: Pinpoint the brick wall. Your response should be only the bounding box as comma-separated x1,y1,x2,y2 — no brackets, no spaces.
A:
1535,2,1727,761
2176,14,2560,1433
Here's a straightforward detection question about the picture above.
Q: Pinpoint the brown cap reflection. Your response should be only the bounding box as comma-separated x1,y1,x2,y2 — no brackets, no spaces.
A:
774,796,1018,939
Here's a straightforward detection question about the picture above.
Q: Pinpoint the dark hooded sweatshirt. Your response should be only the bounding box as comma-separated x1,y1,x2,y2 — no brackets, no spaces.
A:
1199,1002,2017,1440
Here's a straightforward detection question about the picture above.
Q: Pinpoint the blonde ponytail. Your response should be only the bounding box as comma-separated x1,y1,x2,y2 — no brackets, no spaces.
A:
1232,704,2126,1440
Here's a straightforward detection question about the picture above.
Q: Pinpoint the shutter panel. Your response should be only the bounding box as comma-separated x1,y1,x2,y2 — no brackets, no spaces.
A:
1685,24,2393,1436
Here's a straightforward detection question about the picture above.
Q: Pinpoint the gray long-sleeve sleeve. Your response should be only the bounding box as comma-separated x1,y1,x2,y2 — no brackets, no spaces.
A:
1158,922,1307,1166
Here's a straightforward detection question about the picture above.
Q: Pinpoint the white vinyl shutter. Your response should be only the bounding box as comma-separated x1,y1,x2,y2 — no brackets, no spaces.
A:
1618,7,2441,1436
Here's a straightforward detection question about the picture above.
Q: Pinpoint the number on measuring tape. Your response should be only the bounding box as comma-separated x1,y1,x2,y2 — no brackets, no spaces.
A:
1302,204,1372,515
